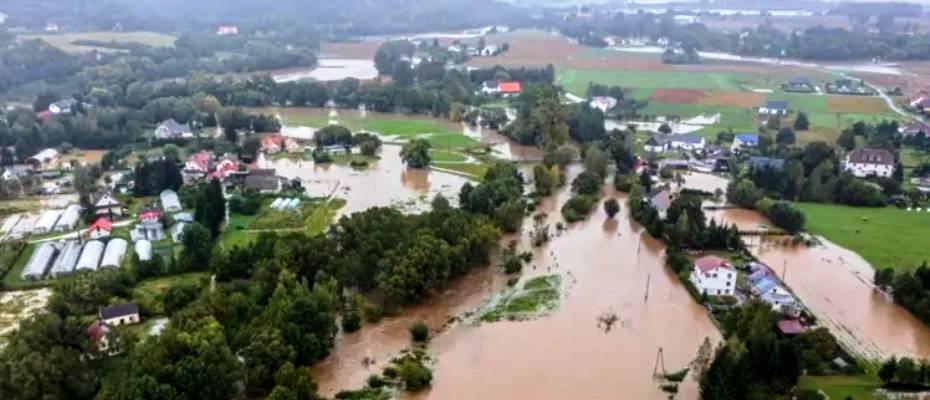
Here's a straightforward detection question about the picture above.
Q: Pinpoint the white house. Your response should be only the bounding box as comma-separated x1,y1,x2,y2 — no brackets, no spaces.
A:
589,96,617,113
48,99,75,114
844,148,895,178
99,303,140,326
216,25,239,35
644,134,705,152
758,100,788,116
689,255,736,296
730,133,759,153
480,44,500,56
154,119,193,140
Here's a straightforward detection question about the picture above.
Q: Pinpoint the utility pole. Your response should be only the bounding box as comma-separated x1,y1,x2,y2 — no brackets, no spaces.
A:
652,347,666,378
644,273,651,301
781,260,787,282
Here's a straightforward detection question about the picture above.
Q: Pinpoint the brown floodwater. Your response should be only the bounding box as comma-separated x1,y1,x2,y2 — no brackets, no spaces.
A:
257,145,469,215
311,164,721,399
707,208,930,359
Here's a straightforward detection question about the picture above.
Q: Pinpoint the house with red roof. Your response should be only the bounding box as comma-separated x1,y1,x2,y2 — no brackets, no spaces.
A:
689,255,736,296
87,217,113,240
261,135,301,154
207,158,239,181
480,80,522,97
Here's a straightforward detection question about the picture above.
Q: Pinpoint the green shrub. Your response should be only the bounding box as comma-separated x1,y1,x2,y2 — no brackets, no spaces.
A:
561,195,599,222
409,321,429,342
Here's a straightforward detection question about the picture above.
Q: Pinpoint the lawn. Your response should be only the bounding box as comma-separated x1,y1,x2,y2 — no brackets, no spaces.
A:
641,102,757,133
798,375,882,400
431,163,488,180
558,66,776,97
767,92,828,113
131,272,208,316
221,198,346,248
20,31,177,53
798,203,930,271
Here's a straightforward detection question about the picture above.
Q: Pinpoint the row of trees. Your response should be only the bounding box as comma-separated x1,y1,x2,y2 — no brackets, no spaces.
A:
558,12,930,61
874,263,930,326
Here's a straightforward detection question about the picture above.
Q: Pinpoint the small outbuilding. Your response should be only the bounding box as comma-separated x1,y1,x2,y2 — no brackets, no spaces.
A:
99,303,140,326
87,217,113,239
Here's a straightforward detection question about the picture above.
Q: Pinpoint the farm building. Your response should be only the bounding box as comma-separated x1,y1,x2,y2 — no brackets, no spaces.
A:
33,209,63,234
844,148,895,178
48,99,74,114
135,240,152,261
731,134,759,153
160,190,182,212
54,205,82,231
21,242,58,280
10,214,38,240
91,192,123,218
645,133,707,152
245,169,282,193
76,240,105,271
101,238,129,268
782,77,814,93
758,100,788,116
589,96,617,113
26,148,59,169
154,119,193,140
51,241,83,277
99,303,140,327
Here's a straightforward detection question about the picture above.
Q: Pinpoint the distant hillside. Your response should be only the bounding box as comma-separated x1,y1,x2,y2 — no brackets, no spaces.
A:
0,0,533,36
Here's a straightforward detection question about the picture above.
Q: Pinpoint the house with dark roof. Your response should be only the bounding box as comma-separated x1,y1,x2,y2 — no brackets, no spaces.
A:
747,157,785,171
91,192,122,218
154,119,193,140
689,255,736,296
99,303,140,326
843,148,895,178
244,169,282,193
731,133,759,153
668,134,705,150
782,77,814,93
759,100,788,116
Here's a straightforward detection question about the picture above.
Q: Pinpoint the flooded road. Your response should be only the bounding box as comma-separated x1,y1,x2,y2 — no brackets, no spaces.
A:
707,208,930,359
311,164,721,399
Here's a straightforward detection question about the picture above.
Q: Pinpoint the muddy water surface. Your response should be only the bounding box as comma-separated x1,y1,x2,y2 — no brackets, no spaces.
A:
707,208,930,359
258,145,468,215
310,164,720,399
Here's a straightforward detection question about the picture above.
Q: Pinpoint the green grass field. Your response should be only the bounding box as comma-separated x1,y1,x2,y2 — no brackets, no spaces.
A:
798,375,882,400
20,31,177,53
641,102,757,133
558,66,778,97
798,203,930,271
221,198,345,248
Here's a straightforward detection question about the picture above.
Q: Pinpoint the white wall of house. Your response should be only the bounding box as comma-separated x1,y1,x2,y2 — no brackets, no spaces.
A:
689,265,735,296
844,160,894,178
103,313,139,327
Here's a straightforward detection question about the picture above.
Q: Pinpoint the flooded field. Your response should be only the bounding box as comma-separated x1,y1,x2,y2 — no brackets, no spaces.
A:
271,58,378,83
707,208,930,359
258,145,469,215
312,164,721,399
254,107,543,161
